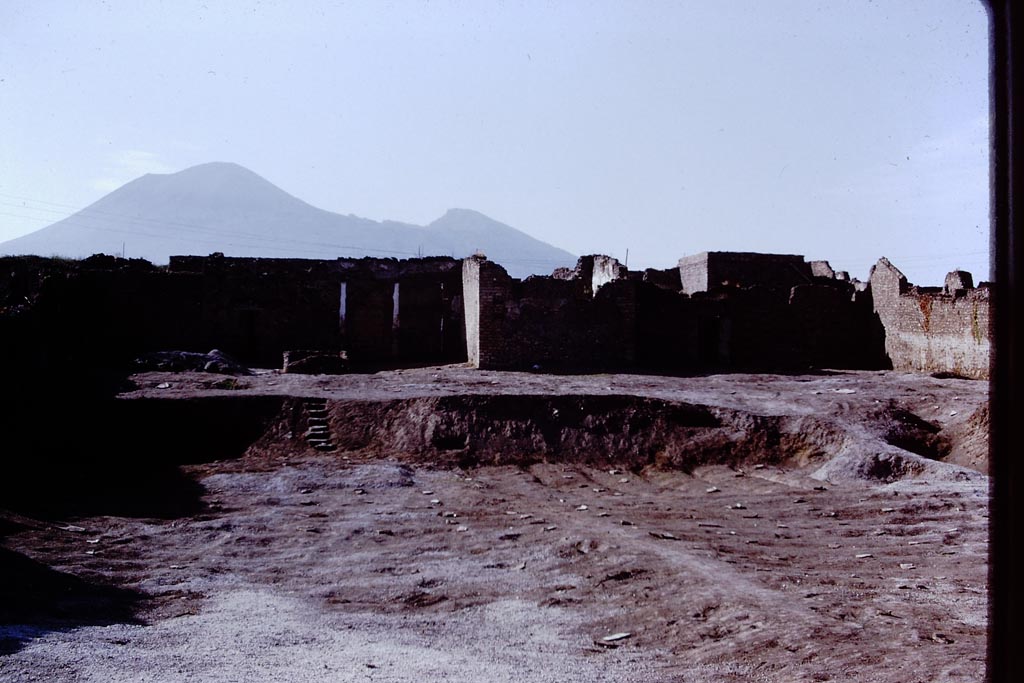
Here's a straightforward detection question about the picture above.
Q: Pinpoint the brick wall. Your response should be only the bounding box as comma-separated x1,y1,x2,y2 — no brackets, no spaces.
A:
1,254,467,373
679,251,813,295
462,256,636,370
869,257,991,378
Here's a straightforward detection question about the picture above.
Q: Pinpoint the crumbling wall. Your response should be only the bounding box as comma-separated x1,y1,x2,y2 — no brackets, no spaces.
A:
1,254,467,376
869,257,991,379
170,255,465,366
462,256,515,368
463,256,635,370
679,251,813,295
636,274,885,372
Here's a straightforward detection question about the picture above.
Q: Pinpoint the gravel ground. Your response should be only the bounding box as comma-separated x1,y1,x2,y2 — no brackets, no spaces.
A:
1,367,989,682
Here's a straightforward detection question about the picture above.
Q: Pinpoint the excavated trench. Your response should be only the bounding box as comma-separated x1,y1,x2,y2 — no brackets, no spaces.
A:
262,394,855,472
5,390,974,521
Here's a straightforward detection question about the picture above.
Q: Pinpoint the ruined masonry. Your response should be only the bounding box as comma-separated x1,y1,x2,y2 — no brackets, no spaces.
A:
0,250,992,380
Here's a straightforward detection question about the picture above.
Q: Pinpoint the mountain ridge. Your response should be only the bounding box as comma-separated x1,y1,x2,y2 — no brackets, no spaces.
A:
0,162,576,279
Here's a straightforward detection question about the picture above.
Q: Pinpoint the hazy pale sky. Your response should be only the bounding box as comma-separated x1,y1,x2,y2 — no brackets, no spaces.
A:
0,0,989,285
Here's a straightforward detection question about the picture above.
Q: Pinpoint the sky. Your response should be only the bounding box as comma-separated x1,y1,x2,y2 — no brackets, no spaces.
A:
0,0,990,285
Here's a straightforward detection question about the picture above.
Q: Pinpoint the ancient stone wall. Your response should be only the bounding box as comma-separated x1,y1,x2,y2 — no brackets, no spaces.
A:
168,255,466,366
5,251,989,380
463,256,636,370
679,251,813,295
869,258,991,379
1,254,466,374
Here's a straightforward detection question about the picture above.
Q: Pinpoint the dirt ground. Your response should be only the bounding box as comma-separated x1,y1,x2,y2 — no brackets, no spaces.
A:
0,366,989,682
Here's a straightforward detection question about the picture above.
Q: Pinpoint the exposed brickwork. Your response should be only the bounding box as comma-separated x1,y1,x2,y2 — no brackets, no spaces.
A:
1,254,466,374
463,256,635,370
465,252,882,372
869,258,991,379
679,252,813,295
4,250,989,380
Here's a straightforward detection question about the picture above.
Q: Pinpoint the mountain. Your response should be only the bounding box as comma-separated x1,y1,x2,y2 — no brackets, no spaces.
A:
0,162,576,279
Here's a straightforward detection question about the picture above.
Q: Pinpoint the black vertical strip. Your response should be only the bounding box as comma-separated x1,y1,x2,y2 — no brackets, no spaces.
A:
987,2,1021,682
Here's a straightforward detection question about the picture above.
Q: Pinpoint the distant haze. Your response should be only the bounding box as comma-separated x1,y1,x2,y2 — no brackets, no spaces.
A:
0,1,989,285
0,162,576,279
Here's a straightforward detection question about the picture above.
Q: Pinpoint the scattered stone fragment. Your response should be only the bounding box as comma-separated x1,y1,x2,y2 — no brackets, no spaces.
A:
620,520,634,526
576,505,589,511
156,382,171,389
593,488,605,493
430,499,441,504
60,525,86,533
706,486,720,494
421,490,434,495
827,543,841,549
354,489,366,495
456,525,468,532
619,478,629,484
597,512,610,517
899,563,916,570
730,503,747,509
649,531,679,540
609,469,621,475
813,486,828,491
931,633,955,644
545,526,558,531
855,553,873,559
601,632,631,643
834,388,856,394
881,507,895,513
86,539,100,544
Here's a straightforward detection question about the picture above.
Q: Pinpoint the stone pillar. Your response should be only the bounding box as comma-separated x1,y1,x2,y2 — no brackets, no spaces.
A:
391,281,400,357
462,256,513,368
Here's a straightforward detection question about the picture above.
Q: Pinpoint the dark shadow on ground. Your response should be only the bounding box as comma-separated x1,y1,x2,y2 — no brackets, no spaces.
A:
1,464,209,520
0,547,144,656
0,393,282,519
